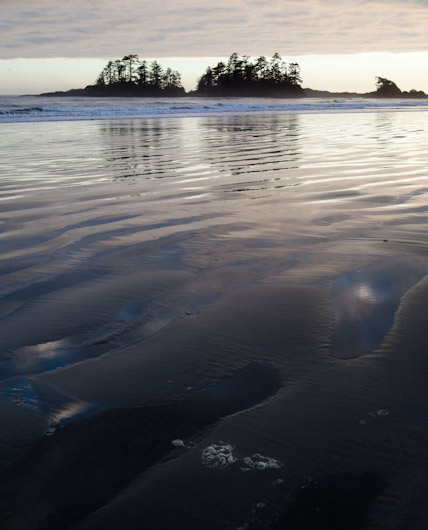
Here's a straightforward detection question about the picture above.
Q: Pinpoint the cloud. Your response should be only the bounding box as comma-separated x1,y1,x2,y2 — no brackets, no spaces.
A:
0,0,427,59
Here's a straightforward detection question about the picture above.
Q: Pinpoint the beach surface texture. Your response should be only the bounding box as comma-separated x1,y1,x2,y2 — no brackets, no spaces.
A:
1,96,428,529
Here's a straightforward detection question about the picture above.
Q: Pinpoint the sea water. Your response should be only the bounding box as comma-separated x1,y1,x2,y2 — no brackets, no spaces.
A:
1,94,428,123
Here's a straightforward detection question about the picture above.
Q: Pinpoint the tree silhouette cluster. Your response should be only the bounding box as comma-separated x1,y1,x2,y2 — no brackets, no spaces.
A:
374,77,402,97
42,53,427,99
94,55,185,96
196,53,303,97
374,76,426,98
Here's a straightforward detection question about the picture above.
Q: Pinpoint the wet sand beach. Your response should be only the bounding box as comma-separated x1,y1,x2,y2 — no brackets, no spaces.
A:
1,109,428,529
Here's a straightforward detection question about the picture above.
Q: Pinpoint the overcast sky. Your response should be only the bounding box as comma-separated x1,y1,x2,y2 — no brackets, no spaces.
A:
1,0,428,94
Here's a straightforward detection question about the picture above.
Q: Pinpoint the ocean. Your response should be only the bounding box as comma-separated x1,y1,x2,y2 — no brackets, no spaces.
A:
1,94,428,122
1,96,428,529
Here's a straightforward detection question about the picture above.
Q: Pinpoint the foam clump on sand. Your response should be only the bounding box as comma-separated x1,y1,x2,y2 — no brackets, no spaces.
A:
368,409,390,417
242,453,282,470
171,439,185,447
201,444,237,468
201,444,282,471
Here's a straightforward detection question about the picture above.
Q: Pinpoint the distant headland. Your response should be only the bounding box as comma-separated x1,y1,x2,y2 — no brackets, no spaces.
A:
40,54,427,99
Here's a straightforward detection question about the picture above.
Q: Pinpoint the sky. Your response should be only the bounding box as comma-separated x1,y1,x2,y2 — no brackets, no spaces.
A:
1,0,428,95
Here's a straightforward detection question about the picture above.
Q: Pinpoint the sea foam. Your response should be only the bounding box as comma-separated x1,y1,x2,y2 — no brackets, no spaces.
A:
201,444,237,468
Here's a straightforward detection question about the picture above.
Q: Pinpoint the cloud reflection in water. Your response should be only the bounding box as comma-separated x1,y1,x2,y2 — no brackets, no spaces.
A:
330,256,426,358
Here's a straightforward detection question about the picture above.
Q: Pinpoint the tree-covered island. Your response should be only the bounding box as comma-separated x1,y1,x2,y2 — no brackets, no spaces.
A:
83,55,185,96
42,55,185,97
93,55,185,96
195,53,304,97
371,76,426,98
305,76,427,98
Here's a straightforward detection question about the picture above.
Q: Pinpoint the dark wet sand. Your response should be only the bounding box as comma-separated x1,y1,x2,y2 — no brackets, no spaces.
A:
1,112,428,529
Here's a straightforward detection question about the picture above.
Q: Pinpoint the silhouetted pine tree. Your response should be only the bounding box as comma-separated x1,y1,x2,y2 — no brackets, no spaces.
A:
288,63,302,86
137,60,149,87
